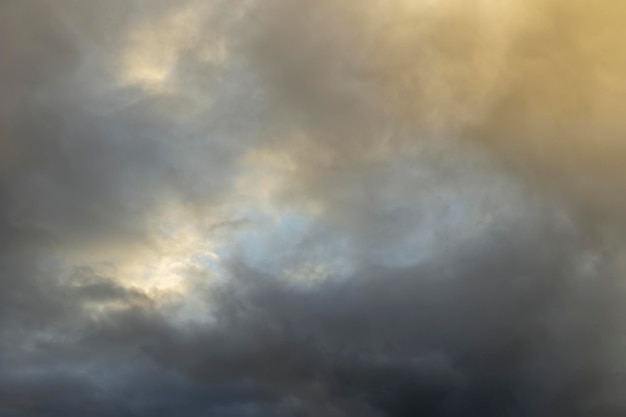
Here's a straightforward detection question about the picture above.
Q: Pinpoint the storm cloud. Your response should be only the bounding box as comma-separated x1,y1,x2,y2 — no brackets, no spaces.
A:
1,0,626,416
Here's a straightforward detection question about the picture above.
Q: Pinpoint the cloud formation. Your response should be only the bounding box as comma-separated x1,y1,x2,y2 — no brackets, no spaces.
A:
1,0,626,416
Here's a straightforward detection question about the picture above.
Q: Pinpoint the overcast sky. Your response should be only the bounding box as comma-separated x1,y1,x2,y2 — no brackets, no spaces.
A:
1,0,626,416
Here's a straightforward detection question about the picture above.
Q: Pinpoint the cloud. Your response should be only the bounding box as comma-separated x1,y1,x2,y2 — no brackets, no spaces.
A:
132,220,621,416
0,0,625,416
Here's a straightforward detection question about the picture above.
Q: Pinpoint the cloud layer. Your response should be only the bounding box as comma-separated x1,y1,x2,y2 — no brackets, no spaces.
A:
1,0,626,416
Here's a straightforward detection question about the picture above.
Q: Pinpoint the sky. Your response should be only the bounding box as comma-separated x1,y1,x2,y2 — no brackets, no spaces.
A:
1,0,626,416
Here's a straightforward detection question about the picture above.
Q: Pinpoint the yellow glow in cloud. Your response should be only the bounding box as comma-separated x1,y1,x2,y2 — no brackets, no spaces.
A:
375,0,530,133
124,203,221,295
119,1,228,92
64,202,222,310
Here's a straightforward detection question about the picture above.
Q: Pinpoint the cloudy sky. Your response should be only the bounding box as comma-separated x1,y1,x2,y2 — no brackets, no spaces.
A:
1,0,626,416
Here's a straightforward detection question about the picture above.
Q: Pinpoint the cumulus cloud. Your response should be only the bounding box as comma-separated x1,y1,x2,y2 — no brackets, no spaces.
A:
1,0,625,416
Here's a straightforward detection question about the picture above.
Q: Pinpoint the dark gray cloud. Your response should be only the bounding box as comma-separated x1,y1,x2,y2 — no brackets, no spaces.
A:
138,221,622,417
1,0,625,416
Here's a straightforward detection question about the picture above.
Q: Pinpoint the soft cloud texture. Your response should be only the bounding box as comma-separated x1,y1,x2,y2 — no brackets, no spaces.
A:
1,0,625,416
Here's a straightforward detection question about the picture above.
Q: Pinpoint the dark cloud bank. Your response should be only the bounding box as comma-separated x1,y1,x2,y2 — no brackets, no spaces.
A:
2,0,626,416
